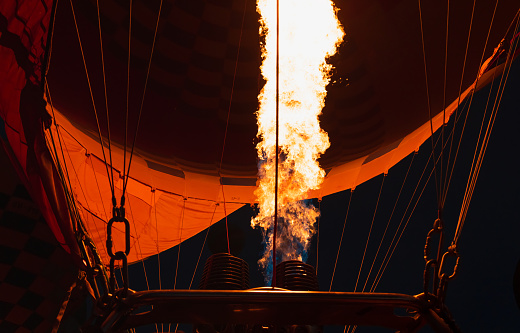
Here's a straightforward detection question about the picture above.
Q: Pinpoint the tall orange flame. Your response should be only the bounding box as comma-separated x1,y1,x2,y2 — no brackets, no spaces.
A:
252,0,344,278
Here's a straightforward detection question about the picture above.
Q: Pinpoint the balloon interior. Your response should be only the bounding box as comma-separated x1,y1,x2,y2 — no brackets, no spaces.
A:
0,0,519,332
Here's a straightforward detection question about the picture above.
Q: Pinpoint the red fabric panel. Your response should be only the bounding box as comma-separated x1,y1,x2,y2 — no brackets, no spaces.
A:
0,0,80,259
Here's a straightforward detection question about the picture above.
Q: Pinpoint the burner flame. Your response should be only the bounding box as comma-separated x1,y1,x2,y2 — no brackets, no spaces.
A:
252,0,344,282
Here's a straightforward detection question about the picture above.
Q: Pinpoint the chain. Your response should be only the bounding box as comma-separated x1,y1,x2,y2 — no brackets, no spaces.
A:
422,218,443,297
106,201,130,297
423,216,461,307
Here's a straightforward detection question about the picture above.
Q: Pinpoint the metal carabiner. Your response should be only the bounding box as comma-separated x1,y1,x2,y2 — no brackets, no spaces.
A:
438,247,460,281
423,259,438,296
106,215,131,258
109,251,129,296
424,218,443,262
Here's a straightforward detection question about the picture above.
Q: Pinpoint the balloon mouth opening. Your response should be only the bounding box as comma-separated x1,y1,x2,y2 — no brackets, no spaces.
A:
198,253,250,290
275,260,319,291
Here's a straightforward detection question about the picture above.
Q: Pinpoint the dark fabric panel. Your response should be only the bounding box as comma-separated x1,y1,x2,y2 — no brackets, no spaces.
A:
0,300,15,317
24,237,55,259
0,211,37,234
0,320,18,333
145,160,185,178
4,267,37,288
220,177,256,186
23,312,44,330
18,291,45,311
0,245,19,265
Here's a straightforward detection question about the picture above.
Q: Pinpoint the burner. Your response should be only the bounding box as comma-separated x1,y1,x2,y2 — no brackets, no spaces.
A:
275,260,319,291
199,253,250,290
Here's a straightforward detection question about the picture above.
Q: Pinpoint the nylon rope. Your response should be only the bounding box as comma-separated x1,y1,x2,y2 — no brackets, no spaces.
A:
42,133,77,247
122,0,164,196
438,0,450,208
90,154,111,256
441,0,476,204
123,0,133,204
272,0,280,287
62,144,115,286
126,200,152,289
445,0,506,207
188,204,219,289
153,190,163,333
54,130,82,231
168,197,186,333
69,0,115,200
60,131,106,248
329,189,353,292
46,3,118,256
361,153,416,293
417,0,441,207
217,0,248,255
443,0,507,217
47,85,117,291
95,0,116,199
124,197,157,332
66,133,118,294
46,87,93,240
353,174,386,292
153,191,162,291
44,84,78,220
316,199,321,274
42,0,58,80
371,131,457,292
460,89,502,235
456,68,499,244
48,83,111,282
455,20,519,246
173,198,186,290
370,133,444,292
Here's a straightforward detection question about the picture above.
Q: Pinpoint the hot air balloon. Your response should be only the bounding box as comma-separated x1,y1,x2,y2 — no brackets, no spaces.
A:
0,0,519,332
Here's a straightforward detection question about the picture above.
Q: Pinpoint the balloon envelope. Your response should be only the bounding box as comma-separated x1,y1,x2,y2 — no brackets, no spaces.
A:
1,0,519,263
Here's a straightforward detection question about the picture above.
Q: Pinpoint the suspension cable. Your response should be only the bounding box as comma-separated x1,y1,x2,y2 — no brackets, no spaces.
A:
316,199,321,274
153,190,163,333
46,82,111,295
44,84,80,228
217,0,248,255
42,0,59,83
173,198,186,291
69,0,115,201
441,0,475,203
371,120,466,292
329,189,353,291
362,153,416,293
125,199,159,333
189,204,219,289
370,126,449,291
442,0,498,208
167,197,186,333
95,0,116,202
459,11,520,231
122,0,164,196
123,0,133,207
272,0,280,287
439,0,450,208
354,174,386,292
417,0,441,208
90,154,111,254
455,22,519,247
